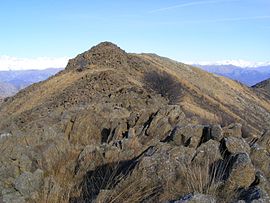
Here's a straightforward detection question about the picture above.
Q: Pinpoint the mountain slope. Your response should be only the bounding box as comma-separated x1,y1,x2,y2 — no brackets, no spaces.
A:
252,78,270,97
0,42,270,202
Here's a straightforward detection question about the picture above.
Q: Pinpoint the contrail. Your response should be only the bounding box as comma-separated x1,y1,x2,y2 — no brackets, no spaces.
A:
149,0,237,13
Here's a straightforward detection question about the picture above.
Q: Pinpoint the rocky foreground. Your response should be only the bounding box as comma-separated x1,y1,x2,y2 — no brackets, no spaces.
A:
0,42,270,203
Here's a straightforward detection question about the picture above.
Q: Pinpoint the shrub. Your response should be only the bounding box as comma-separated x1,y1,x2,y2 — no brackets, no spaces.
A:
143,71,182,104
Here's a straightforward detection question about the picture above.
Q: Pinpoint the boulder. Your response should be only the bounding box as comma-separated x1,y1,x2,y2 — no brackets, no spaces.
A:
225,136,251,154
223,153,255,193
14,169,44,199
250,145,270,178
2,191,25,203
222,123,242,138
170,125,204,148
192,139,222,165
171,193,217,203
211,125,223,142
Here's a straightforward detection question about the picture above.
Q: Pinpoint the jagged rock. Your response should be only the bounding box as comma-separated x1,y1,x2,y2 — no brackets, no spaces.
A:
75,145,105,177
257,130,270,153
222,123,242,138
250,145,270,178
258,172,270,194
146,114,172,141
171,193,216,203
223,153,255,193
166,105,186,125
14,169,44,199
170,125,204,148
192,139,222,165
225,136,251,154
2,190,25,203
211,125,223,142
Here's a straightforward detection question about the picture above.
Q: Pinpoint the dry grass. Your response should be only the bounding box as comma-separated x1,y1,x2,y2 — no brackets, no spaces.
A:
0,68,114,116
68,159,161,203
175,153,234,203
101,175,160,203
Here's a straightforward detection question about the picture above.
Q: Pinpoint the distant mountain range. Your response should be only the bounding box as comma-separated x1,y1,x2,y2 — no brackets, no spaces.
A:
0,68,63,97
193,64,270,86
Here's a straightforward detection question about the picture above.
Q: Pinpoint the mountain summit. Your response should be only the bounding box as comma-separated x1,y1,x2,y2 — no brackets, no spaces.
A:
66,42,128,71
0,42,270,202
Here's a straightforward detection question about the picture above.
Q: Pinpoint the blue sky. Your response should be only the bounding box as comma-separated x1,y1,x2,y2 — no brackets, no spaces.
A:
0,0,269,69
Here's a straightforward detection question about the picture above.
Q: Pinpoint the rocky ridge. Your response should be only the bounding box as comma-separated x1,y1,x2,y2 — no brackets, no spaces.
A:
0,42,270,202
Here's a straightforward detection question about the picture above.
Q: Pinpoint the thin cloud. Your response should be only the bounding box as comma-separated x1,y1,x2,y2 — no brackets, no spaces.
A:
181,15,270,24
0,56,69,71
149,0,237,13
148,15,270,26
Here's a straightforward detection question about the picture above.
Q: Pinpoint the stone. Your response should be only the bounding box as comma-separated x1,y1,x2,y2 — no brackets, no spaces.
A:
211,125,223,142
2,191,25,203
250,145,270,178
75,145,105,176
170,125,204,148
225,136,251,154
170,193,216,203
14,169,44,199
146,116,172,141
185,193,216,203
257,130,270,153
192,139,222,165
224,153,255,192
166,105,186,125
222,123,242,138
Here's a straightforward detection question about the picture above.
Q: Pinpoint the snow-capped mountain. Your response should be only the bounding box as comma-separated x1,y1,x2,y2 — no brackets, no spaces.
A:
185,60,270,86
186,60,270,68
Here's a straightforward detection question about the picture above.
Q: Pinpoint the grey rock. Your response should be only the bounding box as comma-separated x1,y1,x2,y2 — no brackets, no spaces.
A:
211,125,223,141
14,169,44,199
2,191,25,203
170,125,204,148
223,123,242,138
192,139,222,165
223,153,255,193
225,136,251,154
174,193,216,203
